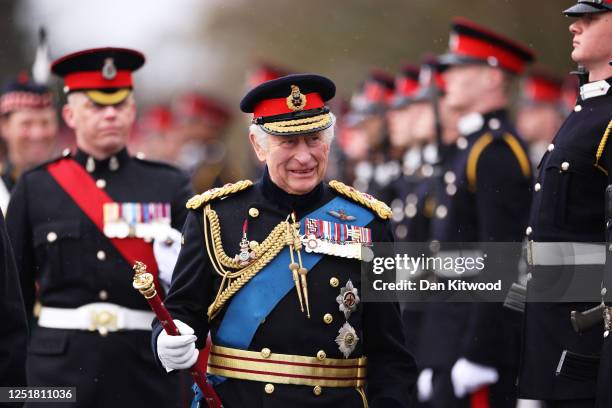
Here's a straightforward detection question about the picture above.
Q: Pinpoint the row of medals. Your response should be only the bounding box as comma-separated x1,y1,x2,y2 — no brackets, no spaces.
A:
103,202,172,241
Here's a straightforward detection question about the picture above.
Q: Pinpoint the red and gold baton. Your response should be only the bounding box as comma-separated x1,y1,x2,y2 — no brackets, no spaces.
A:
132,261,222,408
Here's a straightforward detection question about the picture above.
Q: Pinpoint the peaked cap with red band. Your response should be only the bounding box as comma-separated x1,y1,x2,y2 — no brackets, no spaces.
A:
520,69,563,105
241,74,336,136
391,64,420,109
564,0,612,16
173,92,231,127
51,47,145,106
439,17,535,75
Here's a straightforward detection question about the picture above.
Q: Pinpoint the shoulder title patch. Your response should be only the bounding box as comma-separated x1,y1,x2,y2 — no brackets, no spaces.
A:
329,180,392,220
186,180,253,209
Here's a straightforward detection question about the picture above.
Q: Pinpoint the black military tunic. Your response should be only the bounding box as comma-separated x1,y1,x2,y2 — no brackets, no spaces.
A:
6,148,192,408
520,78,612,402
152,168,417,408
420,110,532,408
0,208,28,393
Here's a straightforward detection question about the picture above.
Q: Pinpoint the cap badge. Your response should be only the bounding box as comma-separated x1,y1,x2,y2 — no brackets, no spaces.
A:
102,58,117,80
286,85,307,111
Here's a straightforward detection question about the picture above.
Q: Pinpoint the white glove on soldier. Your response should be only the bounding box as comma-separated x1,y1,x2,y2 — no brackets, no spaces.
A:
157,320,199,372
451,357,499,398
153,228,182,292
417,368,434,402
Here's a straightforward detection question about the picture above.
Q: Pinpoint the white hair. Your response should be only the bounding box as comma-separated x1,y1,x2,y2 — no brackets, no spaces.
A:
249,112,336,151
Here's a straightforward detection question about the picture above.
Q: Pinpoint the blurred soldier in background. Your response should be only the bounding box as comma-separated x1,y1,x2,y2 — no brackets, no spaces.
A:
7,47,192,407
516,69,565,168
419,17,534,408
344,70,395,194
171,92,238,192
0,74,58,213
518,1,612,407
130,104,175,162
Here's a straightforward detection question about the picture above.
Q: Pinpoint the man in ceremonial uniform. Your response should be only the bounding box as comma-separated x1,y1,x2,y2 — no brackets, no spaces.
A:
418,18,534,408
518,2,612,407
153,74,416,407
0,75,58,213
6,47,192,407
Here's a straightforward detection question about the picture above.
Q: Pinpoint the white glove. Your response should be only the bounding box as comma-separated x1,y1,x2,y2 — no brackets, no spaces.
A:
157,320,199,372
451,357,499,398
153,228,182,292
417,368,434,402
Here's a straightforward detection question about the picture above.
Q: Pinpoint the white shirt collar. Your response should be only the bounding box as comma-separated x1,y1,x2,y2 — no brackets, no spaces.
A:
580,80,611,100
457,112,484,136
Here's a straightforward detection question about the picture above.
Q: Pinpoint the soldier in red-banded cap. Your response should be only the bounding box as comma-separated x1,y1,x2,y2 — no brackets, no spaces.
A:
518,2,612,407
6,47,193,407
418,17,534,408
516,68,565,167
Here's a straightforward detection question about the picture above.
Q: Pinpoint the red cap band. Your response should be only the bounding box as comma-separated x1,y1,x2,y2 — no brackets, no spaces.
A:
64,70,133,91
253,92,324,118
395,77,419,97
453,34,527,74
525,79,562,103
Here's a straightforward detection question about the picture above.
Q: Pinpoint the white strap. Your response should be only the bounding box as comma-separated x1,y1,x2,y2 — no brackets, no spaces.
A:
0,179,10,216
527,242,606,266
38,303,154,333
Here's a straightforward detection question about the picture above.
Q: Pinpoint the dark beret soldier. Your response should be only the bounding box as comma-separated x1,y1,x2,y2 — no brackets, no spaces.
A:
153,74,417,407
6,47,193,407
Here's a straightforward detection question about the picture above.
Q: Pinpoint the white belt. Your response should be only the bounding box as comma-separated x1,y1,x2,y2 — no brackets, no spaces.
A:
38,303,155,336
526,242,606,266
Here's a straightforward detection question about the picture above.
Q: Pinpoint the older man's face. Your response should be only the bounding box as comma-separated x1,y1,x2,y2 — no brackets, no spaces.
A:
251,131,330,195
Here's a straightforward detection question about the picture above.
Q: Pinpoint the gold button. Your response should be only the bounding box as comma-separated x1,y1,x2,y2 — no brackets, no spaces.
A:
181,235,185,245
534,183,541,192
329,277,339,288
97,250,106,261
98,290,108,300
316,350,326,360
547,143,555,152
249,240,259,250
561,162,570,171
249,208,259,218
261,348,271,358
96,179,106,189
264,383,274,394
323,313,333,324
313,385,322,396
47,232,58,243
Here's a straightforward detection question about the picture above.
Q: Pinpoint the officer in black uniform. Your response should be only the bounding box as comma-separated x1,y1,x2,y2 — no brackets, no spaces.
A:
0,75,58,213
6,47,192,407
0,208,28,392
418,17,534,408
519,2,612,407
152,74,416,407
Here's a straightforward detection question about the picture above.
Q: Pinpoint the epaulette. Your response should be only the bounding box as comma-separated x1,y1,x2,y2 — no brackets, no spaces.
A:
329,179,392,220
466,132,530,192
186,180,253,209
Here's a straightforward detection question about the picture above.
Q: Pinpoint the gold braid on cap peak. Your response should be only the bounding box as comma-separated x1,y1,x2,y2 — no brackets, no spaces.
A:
186,180,254,210
329,180,392,220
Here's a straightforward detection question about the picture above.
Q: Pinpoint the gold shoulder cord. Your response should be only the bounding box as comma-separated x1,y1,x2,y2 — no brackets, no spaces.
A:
329,180,392,219
203,205,309,320
594,118,612,176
